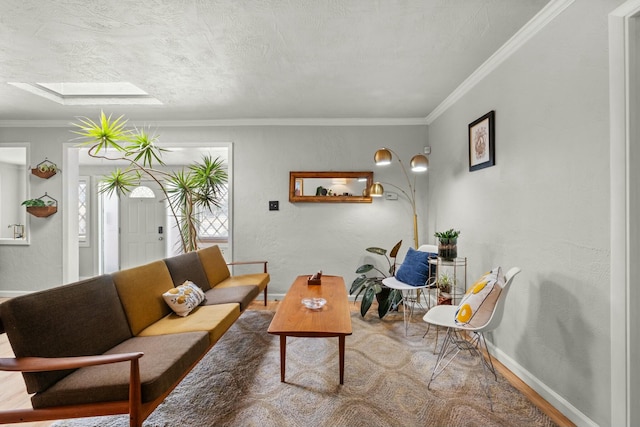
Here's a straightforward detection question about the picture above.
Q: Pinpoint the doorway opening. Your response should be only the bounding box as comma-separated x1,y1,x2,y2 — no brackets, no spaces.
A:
66,143,232,280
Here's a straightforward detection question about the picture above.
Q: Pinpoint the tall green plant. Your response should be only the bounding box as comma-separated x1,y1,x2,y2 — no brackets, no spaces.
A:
71,111,228,253
350,240,403,318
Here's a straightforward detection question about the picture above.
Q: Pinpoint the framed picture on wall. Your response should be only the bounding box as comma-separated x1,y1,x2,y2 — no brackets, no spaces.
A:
468,110,495,171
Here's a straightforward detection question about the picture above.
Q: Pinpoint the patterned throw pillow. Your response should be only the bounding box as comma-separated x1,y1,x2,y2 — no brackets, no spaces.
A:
162,281,206,317
395,247,435,287
455,267,505,327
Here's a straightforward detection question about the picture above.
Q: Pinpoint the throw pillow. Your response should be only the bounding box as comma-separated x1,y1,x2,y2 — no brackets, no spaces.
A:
455,267,505,327
162,280,206,317
395,247,435,287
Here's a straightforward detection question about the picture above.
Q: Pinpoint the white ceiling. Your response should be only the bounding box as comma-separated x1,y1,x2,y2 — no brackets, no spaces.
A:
0,0,549,122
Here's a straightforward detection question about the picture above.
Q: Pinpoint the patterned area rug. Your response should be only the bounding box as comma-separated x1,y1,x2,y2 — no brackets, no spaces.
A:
52,310,556,427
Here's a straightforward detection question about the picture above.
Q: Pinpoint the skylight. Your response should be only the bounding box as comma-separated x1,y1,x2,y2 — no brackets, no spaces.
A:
8,82,162,105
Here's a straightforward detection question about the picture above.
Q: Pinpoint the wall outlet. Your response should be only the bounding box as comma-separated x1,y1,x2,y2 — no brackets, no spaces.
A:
424,146,431,154
269,201,279,211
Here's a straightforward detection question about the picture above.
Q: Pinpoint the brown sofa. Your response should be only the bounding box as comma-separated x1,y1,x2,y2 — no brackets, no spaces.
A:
0,245,269,426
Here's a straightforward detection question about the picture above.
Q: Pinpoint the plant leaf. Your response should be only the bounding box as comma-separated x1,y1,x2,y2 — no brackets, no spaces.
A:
366,247,387,256
389,240,402,258
360,287,375,317
378,293,392,318
349,276,366,294
98,168,139,197
355,264,374,274
128,127,166,168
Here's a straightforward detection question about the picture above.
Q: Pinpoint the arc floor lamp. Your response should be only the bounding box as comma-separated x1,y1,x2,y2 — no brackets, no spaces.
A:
370,148,429,248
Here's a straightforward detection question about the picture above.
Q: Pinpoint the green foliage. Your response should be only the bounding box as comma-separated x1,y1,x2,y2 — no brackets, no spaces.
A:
71,111,228,253
434,228,461,241
21,198,54,207
350,240,402,318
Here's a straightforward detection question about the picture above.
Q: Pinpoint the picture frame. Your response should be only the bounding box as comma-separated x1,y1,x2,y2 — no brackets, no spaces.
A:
468,110,495,172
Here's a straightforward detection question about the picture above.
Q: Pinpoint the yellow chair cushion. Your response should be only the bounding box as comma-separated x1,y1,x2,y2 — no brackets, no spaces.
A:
137,303,240,345
216,273,270,292
112,261,175,335
196,245,231,287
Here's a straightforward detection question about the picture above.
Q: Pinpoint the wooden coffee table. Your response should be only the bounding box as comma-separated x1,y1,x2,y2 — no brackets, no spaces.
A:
267,275,352,384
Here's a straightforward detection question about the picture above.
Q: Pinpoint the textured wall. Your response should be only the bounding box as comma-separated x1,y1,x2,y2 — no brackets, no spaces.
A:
0,124,428,296
426,1,618,425
0,128,67,293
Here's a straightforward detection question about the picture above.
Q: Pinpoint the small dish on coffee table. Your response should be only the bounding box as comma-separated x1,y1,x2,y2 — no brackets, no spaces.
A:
301,297,326,310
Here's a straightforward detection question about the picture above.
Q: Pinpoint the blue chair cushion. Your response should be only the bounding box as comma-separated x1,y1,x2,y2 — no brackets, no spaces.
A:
395,248,436,287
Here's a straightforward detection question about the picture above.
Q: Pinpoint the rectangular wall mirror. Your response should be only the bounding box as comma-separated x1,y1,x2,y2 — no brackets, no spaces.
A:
0,143,29,245
289,171,373,203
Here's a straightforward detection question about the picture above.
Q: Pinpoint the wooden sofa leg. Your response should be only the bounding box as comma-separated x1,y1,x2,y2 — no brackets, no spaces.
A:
264,286,267,306
129,358,143,427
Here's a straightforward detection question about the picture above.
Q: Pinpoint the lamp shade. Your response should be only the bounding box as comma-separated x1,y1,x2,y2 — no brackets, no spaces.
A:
370,182,384,197
374,148,392,166
410,154,429,172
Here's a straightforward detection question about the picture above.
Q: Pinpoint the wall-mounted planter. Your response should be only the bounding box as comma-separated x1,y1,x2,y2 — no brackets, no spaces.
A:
26,206,57,218
23,193,58,218
31,158,59,179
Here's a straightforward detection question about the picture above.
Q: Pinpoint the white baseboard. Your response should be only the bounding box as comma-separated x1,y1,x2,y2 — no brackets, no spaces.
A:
266,291,597,426
488,343,597,427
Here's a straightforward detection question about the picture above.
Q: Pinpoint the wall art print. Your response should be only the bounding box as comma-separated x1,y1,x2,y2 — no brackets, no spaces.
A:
468,110,495,172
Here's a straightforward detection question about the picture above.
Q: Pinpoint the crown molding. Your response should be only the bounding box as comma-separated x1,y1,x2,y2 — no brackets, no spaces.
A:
425,0,575,125
0,117,428,128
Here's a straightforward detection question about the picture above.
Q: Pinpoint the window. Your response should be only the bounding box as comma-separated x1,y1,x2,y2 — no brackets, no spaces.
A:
197,183,229,242
78,176,89,246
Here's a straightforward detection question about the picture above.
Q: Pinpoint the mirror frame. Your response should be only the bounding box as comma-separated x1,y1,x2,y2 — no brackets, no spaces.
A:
289,171,373,203
0,142,30,245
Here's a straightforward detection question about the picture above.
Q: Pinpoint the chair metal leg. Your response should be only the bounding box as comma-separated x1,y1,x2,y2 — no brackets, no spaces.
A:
422,323,440,354
428,329,498,410
398,289,428,336
428,327,462,388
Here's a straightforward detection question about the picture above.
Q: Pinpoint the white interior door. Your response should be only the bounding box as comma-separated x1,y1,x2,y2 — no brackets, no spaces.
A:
119,183,166,269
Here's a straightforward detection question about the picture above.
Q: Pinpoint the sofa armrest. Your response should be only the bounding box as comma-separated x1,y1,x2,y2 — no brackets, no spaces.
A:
0,352,144,373
0,352,145,425
227,260,268,273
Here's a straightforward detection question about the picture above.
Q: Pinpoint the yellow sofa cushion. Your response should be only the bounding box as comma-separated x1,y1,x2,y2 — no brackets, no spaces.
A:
137,303,240,345
197,245,231,287
216,273,270,292
112,260,175,336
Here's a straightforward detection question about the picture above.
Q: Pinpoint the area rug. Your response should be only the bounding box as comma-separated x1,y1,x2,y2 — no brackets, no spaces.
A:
52,310,556,427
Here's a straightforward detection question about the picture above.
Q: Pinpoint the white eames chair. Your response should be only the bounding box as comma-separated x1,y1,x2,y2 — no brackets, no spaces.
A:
382,244,438,335
422,266,521,409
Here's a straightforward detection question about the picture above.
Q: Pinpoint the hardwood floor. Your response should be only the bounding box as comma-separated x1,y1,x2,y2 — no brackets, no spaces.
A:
0,298,574,427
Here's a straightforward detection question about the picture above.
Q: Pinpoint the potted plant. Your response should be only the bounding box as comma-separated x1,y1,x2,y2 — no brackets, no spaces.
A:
434,228,460,260
436,272,454,305
31,159,60,179
71,111,227,253
350,240,402,318
22,197,57,217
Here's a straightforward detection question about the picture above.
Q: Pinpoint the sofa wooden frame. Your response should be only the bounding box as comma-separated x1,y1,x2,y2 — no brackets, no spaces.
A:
228,260,269,305
0,342,215,427
0,246,270,426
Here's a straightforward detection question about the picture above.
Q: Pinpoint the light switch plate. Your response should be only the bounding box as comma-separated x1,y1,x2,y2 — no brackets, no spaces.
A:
269,201,279,211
